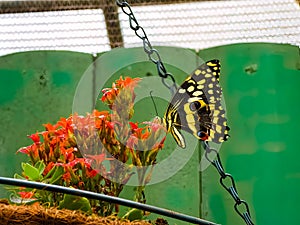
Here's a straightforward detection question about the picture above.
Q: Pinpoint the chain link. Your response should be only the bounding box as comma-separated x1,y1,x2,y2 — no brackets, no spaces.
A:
202,141,255,225
115,0,177,95
116,1,254,224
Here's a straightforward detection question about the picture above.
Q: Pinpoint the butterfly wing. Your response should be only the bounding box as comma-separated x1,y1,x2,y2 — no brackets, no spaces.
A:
164,96,186,148
164,60,230,148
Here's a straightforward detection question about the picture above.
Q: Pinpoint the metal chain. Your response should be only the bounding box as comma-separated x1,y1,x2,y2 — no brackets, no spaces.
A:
202,141,255,225
115,0,177,95
116,1,254,224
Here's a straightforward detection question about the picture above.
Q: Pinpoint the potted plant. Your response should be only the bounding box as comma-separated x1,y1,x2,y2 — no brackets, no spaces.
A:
2,76,167,224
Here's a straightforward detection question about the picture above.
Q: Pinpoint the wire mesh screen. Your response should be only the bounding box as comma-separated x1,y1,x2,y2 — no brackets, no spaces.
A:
1,9,110,55
120,0,300,50
0,0,299,56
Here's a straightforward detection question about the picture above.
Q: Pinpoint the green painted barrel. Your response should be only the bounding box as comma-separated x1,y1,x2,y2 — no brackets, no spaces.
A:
0,43,299,225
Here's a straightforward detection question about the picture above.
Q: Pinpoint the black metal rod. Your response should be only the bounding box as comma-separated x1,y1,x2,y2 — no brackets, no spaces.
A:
0,177,219,225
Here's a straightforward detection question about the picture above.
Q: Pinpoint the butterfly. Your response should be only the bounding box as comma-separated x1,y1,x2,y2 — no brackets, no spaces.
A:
163,59,230,149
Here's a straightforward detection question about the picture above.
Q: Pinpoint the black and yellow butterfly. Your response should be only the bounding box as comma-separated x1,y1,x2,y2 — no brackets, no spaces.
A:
163,59,230,148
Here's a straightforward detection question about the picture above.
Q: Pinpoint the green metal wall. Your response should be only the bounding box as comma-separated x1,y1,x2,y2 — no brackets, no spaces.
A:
199,43,300,225
0,43,299,225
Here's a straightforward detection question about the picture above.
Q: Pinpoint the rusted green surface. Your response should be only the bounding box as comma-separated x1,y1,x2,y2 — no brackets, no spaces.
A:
0,51,93,178
199,43,300,225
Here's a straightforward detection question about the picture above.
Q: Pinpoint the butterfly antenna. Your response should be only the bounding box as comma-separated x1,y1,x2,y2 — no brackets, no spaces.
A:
150,91,159,117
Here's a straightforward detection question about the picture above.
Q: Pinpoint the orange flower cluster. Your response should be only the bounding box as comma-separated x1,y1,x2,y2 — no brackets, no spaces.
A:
15,76,166,214
102,77,140,109
18,113,103,180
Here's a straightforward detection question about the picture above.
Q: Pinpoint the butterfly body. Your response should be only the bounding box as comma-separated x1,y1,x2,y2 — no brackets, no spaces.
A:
163,59,230,149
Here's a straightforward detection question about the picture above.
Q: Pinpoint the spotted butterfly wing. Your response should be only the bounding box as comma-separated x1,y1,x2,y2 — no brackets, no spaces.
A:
163,59,230,148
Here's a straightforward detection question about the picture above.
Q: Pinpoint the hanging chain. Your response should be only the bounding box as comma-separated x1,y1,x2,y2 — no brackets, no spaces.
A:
116,1,254,224
115,0,177,95
202,142,255,225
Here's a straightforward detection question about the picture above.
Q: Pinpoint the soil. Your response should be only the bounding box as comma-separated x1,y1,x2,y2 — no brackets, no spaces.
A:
0,199,156,225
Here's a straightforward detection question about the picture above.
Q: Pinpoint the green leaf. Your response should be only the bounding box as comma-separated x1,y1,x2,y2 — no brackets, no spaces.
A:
14,173,26,180
21,162,42,181
43,164,58,180
34,161,45,176
122,208,144,221
49,166,64,184
58,193,92,214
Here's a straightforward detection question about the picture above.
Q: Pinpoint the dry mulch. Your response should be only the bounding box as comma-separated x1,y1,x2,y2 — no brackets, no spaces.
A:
0,200,154,225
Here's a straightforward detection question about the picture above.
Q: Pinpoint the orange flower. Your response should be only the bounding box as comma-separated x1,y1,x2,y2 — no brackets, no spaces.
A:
28,133,40,144
67,158,92,169
127,119,166,154
101,77,141,108
19,191,35,199
62,171,71,182
43,162,55,176
18,144,40,163
129,122,138,130
60,147,75,162
92,109,109,120
101,85,119,106
116,76,141,90
57,117,74,133
17,146,31,155
143,119,166,133
86,168,99,178
43,123,59,132
85,153,113,167
106,121,115,130
78,181,85,188
132,126,150,140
